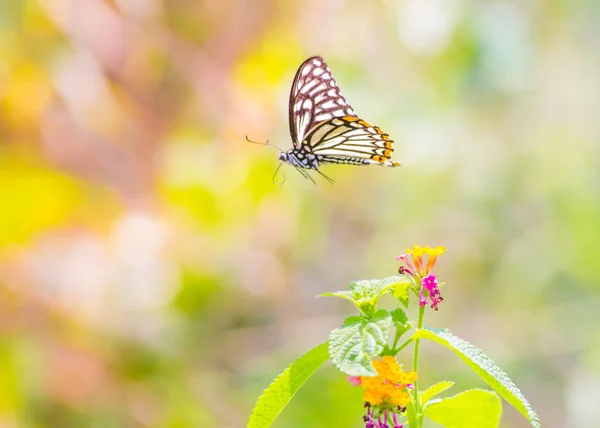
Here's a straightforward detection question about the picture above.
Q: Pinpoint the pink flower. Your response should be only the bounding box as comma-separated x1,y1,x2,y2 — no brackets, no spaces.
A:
420,273,443,311
397,245,446,311
347,375,362,386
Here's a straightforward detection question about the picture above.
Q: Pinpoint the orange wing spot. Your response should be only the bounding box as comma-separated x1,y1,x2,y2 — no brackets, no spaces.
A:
343,116,359,122
391,161,401,167
358,120,373,127
384,149,392,158
372,155,382,162
383,135,392,141
380,157,389,162
385,141,393,149
374,127,387,135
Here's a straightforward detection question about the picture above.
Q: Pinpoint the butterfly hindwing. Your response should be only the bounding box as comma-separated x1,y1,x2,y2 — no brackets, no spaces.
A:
302,116,400,167
289,56,357,147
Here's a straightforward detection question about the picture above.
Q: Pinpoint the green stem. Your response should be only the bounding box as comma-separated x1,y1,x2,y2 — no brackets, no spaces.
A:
393,338,414,354
391,325,403,351
412,305,425,426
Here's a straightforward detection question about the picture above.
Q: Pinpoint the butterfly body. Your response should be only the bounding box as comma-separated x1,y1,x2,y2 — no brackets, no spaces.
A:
278,149,320,169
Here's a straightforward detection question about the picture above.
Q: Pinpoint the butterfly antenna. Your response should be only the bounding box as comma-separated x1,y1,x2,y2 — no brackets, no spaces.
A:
272,162,286,185
245,135,284,153
315,168,335,185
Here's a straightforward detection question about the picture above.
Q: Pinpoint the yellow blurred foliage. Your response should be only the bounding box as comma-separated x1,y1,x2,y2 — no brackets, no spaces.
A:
0,153,84,247
1,63,52,130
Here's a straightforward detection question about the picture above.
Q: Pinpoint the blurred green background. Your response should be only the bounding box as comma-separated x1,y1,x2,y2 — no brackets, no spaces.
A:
1,1,599,427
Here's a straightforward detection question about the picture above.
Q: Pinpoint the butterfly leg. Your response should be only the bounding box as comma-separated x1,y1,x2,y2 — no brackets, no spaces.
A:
293,165,317,185
315,168,335,185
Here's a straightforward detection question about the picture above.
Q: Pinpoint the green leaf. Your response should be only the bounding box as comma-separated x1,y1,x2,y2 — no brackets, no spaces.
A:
421,381,454,406
329,310,392,376
424,389,502,428
350,276,409,299
321,276,409,316
342,315,363,327
248,342,330,428
392,280,411,307
405,400,418,428
318,291,356,302
413,328,541,428
390,308,412,337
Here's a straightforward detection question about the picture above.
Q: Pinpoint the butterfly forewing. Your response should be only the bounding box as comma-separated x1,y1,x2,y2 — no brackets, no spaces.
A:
289,56,357,147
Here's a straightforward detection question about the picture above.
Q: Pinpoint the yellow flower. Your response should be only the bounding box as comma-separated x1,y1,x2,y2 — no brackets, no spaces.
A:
425,246,446,273
402,244,446,278
407,244,425,272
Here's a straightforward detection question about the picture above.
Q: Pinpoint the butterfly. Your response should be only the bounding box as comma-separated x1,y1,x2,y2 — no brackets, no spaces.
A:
248,56,400,183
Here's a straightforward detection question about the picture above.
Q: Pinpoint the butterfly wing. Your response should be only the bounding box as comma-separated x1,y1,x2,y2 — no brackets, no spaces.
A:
289,56,357,148
303,116,400,167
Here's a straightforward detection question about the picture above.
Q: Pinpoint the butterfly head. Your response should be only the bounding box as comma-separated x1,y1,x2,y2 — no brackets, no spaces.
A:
278,152,288,163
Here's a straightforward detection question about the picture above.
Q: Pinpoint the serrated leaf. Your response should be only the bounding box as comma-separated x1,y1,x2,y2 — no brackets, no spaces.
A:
424,389,502,428
391,308,412,339
318,291,356,302
390,308,410,328
392,280,411,308
390,307,409,325
329,310,392,376
342,315,364,327
248,342,329,428
421,381,454,406
413,328,541,428
322,277,410,316
350,276,409,299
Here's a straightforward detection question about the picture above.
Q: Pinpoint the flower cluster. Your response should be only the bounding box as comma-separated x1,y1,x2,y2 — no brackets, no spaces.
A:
397,245,445,310
348,356,417,428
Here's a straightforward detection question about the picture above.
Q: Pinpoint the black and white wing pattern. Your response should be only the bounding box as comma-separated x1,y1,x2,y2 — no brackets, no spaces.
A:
304,116,400,167
273,56,400,182
288,56,357,147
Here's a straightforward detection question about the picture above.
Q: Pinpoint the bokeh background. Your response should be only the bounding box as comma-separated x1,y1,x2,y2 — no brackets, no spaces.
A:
1,0,600,427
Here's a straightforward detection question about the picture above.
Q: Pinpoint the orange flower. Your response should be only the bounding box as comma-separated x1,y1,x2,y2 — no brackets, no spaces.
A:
348,356,417,427
352,356,417,408
390,389,412,407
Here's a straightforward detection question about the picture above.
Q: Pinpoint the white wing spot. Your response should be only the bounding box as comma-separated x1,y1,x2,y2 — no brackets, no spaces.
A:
320,100,337,110
313,93,327,104
312,67,324,76
321,72,332,80
300,79,319,94
312,59,321,66
311,83,327,95
301,66,312,76
314,113,332,122
302,99,313,109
